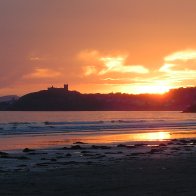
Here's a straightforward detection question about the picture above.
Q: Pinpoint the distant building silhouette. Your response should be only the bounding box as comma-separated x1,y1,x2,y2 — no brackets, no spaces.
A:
48,84,69,92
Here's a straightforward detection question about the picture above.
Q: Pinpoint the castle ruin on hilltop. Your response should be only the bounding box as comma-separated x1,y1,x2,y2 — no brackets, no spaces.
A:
48,84,69,92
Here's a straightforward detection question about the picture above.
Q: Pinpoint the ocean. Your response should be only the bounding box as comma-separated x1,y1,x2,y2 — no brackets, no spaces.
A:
0,111,196,150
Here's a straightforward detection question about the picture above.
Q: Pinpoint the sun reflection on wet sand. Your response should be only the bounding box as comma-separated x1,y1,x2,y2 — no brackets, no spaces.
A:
0,130,196,151
82,131,172,143
130,132,171,141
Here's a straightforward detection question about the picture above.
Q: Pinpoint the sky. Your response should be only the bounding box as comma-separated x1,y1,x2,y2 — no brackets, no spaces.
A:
1,0,196,96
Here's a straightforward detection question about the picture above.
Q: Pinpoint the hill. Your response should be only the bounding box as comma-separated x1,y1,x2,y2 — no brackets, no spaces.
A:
0,95,19,103
9,85,196,111
0,95,19,111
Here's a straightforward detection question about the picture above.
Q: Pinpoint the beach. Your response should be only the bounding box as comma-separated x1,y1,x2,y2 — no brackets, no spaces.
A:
0,138,196,196
0,111,196,195
0,156,196,196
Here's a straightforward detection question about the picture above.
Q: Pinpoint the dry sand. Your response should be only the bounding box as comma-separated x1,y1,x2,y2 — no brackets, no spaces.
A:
0,140,196,196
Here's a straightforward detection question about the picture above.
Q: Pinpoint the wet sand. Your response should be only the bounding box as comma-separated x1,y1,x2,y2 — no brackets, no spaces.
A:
0,139,196,195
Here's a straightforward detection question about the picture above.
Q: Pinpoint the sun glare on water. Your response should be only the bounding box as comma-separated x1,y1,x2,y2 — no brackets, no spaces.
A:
131,132,171,141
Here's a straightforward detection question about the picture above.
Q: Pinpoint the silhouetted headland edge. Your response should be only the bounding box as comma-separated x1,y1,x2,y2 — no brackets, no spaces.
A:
1,84,196,111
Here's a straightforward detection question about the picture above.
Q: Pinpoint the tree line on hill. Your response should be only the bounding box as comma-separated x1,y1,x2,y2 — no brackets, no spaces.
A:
1,87,196,112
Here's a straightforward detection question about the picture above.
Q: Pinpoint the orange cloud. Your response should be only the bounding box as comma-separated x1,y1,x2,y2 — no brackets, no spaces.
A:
99,56,149,75
79,50,149,77
164,49,196,62
84,66,97,76
23,68,61,79
158,49,196,89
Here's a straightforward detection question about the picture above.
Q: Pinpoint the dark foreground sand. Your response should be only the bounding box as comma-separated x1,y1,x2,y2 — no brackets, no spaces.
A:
0,139,196,196
0,157,195,195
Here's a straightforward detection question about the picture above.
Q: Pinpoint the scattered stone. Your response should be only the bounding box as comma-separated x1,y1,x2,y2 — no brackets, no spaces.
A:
71,145,83,150
61,147,69,150
81,150,92,154
91,145,111,149
44,121,50,125
159,143,167,147
23,148,35,153
73,141,87,145
117,144,127,148
82,153,94,157
0,151,9,156
134,143,146,147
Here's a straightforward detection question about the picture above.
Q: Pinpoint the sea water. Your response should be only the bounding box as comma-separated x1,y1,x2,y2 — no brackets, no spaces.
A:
0,111,196,150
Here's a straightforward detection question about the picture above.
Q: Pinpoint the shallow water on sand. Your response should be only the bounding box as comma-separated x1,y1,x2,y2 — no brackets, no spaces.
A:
0,111,196,150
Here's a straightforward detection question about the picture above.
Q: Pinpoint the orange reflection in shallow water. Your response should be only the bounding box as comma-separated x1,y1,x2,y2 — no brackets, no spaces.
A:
82,131,171,143
0,130,196,151
131,132,171,141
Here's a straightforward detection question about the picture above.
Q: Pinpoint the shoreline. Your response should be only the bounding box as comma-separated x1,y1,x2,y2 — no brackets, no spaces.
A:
1,129,196,152
0,138,195,171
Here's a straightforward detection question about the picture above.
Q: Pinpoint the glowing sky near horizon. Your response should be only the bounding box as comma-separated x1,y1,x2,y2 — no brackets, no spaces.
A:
1,0,196,95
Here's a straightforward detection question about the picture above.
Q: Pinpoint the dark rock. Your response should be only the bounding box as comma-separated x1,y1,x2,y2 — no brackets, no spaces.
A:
23,148,35,153
117,144,127,148
91,145,111,149
82,153,94,157
73,141,87,144
159,143,167,147
127,146,136,149
134,143,146,147
0,151,9,156
71,145,83,150
61,147,69,150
